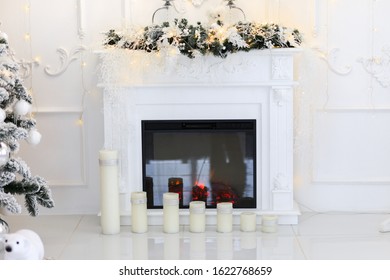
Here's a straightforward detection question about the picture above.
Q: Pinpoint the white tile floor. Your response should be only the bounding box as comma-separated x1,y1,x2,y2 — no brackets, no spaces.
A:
1,212,390,260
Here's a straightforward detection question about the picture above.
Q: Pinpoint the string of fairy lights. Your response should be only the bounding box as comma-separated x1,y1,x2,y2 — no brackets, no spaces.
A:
19,0,88,126
78,7,88,127
22,0,35,113
13,0,385,127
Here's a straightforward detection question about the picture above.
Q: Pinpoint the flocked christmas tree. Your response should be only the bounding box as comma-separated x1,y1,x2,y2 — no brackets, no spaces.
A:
0,31,54,216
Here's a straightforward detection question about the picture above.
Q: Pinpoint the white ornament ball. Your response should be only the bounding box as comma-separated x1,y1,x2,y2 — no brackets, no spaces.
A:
27,129,41,146
0,32,8,43
0,108,6,122
14,100,31,116
0,141,10,167
0,218,9,235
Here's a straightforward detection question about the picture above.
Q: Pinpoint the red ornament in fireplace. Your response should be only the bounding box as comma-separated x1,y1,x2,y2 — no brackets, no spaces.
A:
192,182,209,203
211,182,238,205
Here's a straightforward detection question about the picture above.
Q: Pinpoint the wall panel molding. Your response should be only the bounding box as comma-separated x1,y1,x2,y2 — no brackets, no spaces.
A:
311,107,390,185
28,107,87,188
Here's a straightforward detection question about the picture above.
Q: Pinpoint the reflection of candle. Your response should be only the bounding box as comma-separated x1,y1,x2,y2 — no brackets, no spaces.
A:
189,201,206,233
217,202,233,233
240,212,257,232
168,177,183,207
163,192,179,233
131,191,148,233
261,215,278,233
145,177,154,208
164,233,180,259
217,233,233,260
132,234,148,260
99,149,120,235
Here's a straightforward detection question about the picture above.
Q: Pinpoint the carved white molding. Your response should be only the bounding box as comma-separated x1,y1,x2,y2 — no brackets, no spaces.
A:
77,0,86,39
165,0,206,15
273,173,289,190
96,49,300,86
6,49,40,79
272,88,289,107
17,58,40,79
272,56,292,80
175,54,254,80
318,48,352,76
358,46,390,88
191,0,205,6
44,45,87,76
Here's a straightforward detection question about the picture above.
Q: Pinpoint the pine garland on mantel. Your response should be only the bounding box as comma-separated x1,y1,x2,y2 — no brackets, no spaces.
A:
104,18,302,59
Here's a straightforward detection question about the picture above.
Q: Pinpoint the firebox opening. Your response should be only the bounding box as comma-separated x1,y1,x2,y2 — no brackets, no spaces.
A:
142,120,257,209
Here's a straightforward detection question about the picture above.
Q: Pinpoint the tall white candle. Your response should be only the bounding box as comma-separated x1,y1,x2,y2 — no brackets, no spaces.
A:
217,202,233,233
163,192,179,234
131,191,148,233
189,201,206,233
240,212,257,232
99,149,120,235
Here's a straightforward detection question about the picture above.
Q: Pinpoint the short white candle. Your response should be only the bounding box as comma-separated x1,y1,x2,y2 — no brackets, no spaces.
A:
261,215,278,233
99,149,120,235
217,202,233,233
189,201,206,233
163,192,180,234
240,212,257,232
131,191,148,233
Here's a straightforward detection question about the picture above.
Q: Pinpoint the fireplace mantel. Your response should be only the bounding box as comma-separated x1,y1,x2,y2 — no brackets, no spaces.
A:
97,48,301,225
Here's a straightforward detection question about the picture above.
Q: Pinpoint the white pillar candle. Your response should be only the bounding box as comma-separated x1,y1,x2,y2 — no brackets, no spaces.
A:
217,202,233,233
99,149,120,235
131,191,148,233
240,212,257,232
261,215,278,233
163,192,180,234
189,201,206,233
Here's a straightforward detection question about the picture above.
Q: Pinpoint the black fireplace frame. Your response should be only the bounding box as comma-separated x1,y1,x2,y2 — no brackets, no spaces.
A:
141,119,257,209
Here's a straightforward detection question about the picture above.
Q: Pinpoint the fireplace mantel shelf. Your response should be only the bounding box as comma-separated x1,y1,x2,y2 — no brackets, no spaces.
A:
98,49,301,225
97,81,299,89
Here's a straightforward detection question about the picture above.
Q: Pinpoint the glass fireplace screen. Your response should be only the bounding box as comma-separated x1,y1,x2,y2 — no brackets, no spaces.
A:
142,120,256,209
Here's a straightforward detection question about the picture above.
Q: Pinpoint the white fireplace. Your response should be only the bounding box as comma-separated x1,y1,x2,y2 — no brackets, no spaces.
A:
97,48,301,225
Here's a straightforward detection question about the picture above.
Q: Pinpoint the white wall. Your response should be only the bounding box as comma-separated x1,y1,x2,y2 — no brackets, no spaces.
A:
0,0,389,214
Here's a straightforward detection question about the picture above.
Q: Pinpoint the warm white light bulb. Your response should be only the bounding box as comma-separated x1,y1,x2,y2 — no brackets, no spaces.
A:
24,4,30,13
77,118,84,126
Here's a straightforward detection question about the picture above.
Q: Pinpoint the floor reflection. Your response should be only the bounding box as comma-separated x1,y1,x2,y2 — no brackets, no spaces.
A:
124,226,300,260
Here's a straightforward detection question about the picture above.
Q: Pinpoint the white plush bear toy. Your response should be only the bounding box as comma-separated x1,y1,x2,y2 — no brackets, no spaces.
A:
3,229,44,260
